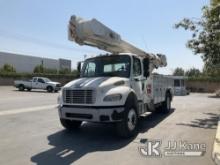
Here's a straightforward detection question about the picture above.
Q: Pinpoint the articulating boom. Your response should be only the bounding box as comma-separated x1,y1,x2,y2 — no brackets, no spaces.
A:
68,15,167,68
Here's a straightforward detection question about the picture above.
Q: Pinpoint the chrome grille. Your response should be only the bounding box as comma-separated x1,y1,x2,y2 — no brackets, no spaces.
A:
63,89,95,104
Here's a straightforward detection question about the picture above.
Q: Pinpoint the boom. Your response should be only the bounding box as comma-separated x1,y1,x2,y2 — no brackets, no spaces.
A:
68,15,167,68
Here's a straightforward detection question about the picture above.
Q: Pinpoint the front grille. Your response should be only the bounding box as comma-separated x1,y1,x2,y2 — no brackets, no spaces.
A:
56,84,61,87
63,89,95,104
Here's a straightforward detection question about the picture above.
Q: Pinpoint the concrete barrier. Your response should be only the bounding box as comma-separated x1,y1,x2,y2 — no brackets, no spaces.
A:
186,81,220,93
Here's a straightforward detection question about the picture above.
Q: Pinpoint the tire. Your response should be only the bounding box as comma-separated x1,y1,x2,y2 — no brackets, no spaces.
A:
116,103,139,138
161,94,171,113
18,85,25,91
60,118,82,130
47,86,53,93
27,88,32,91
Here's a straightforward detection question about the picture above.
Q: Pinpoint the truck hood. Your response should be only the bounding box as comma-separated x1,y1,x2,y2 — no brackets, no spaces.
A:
64,77,129,89
46,82,60,85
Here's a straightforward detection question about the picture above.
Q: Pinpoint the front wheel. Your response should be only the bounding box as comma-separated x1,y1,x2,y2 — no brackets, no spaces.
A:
47,86,53,93
27,88,32,91
60,118,82,130
116,107,138,138
18,85,25,91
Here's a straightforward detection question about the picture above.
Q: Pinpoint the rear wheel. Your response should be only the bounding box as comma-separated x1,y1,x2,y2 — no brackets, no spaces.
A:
60,118,82,130
161,94,171,113
116,106,138,138
18,85,25,91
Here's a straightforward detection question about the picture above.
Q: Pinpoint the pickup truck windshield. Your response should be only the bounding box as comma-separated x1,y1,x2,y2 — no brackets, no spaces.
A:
81,55,131,78
43,78,51,82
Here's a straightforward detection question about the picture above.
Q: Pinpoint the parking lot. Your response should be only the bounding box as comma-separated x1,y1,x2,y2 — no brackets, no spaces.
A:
0,86,219,165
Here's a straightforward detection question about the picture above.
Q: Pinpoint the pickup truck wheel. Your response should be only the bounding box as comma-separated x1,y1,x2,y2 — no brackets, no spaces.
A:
116,106,138,138
47,86,53,93
18,85,25,91
60,119,82,130
27,88,32,91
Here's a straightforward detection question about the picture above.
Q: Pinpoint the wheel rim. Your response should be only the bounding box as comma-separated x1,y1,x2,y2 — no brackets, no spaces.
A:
167,97,170,110
127,109,137,131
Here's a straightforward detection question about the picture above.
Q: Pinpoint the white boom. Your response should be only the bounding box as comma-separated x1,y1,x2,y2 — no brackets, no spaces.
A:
68,15,167,68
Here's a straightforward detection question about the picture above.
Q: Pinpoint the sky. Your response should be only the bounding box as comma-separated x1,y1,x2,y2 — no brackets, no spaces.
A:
0,0,209,74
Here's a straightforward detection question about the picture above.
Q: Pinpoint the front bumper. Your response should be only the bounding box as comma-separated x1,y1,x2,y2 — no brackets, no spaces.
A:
54,87,61,91
58,105,125,122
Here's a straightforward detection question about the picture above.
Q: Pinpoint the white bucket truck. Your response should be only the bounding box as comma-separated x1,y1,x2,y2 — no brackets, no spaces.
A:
58,16,174,137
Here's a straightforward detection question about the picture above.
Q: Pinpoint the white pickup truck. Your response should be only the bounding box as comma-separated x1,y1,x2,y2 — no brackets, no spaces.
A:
57,16,174,137
14,77,61,92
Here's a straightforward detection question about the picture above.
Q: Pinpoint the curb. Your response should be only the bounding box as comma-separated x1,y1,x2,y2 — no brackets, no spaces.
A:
212,118,220,165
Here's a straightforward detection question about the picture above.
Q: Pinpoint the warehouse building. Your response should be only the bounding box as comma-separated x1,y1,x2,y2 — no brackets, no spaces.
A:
0,51,71,73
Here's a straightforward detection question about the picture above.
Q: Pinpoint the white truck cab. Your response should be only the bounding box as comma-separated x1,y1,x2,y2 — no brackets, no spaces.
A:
58,15,173,137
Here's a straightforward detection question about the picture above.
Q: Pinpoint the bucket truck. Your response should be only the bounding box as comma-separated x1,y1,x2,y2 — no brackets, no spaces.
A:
58,15,174,137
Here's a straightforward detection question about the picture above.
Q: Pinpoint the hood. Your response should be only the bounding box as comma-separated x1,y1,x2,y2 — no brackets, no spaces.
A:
64,77,129,89
47,81,60,85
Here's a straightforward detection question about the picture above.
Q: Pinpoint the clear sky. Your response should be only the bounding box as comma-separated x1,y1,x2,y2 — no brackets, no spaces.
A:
0,0,209,74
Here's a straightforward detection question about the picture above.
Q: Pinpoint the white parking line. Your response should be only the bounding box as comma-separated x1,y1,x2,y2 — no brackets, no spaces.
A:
0,105,57,116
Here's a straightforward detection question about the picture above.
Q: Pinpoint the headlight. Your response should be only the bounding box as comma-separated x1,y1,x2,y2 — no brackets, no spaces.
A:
103,94,122,102
57,91,63,104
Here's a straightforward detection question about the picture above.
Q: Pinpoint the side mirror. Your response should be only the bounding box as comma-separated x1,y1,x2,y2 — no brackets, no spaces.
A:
143,58,150,78
77,62,81,73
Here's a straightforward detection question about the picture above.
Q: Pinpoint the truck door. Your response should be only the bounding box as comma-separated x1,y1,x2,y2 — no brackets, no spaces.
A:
131,56,144,101
32,78,44,89
37,78,45,89
32,77,39,89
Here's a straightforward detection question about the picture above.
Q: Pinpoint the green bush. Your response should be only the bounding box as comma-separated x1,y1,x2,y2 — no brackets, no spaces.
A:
0,64,16,73
187,76,220,82
59,68,71,75
33,64,44,73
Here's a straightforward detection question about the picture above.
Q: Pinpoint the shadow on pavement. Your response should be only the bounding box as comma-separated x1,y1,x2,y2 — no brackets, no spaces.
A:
139,108,175,133
31,123,135,165
176,112,219,129
31,109,174,165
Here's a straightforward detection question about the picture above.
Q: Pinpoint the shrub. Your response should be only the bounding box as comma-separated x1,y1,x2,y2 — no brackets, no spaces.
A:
0,64,16,73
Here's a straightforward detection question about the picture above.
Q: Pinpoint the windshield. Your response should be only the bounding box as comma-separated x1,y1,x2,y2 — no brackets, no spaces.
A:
81,55,131,78
43,78,51,82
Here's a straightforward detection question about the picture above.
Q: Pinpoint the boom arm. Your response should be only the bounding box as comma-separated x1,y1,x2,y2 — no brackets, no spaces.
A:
68,15,167,68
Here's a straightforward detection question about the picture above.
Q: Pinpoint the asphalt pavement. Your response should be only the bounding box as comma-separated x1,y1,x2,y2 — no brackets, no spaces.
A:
0,86,219,165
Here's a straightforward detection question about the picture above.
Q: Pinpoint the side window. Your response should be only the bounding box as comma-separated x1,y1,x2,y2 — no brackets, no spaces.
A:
33,78,37,82
174,79,180,87
38,78,45,83
181,80,185,86
133,57,141,77
84,62,96,77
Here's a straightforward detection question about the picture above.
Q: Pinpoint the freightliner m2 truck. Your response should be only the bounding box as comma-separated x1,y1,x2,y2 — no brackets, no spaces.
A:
58,16,173,137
